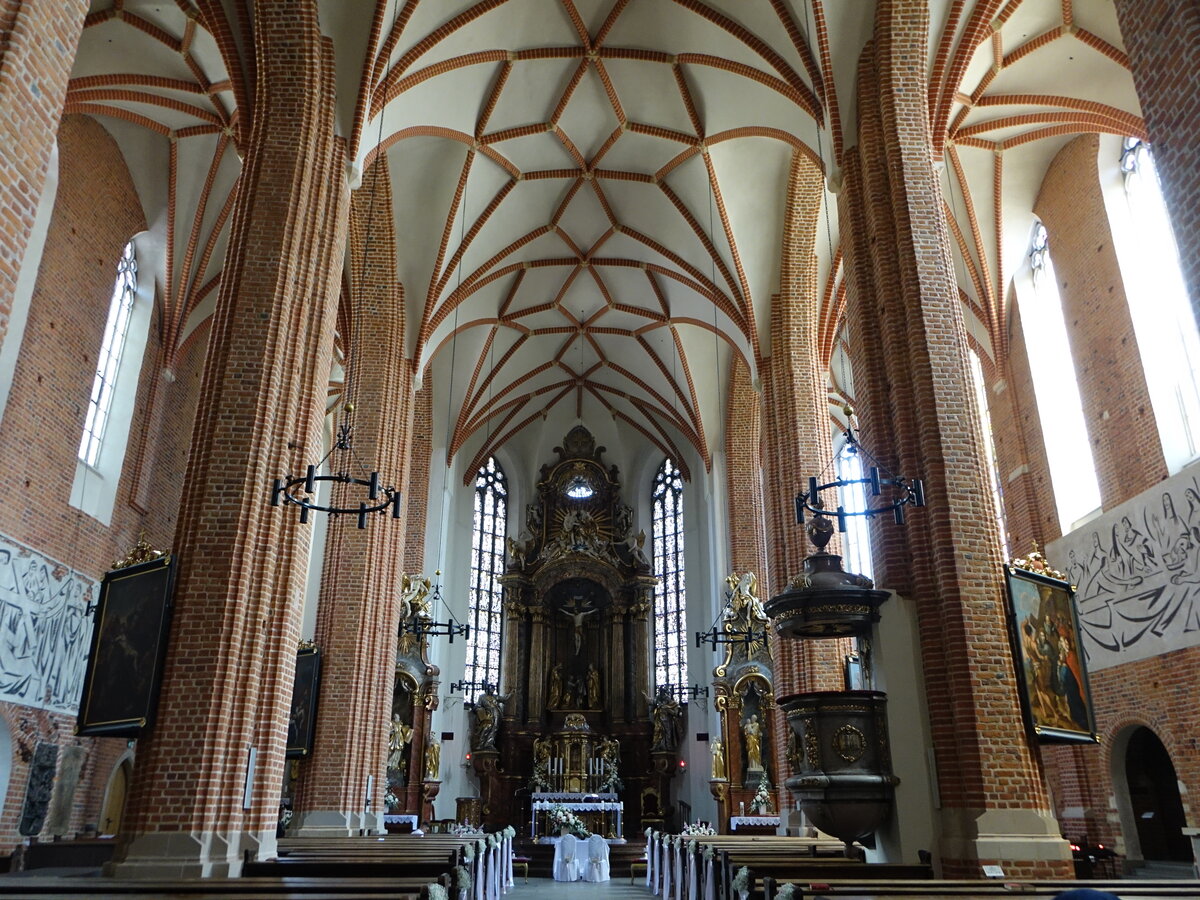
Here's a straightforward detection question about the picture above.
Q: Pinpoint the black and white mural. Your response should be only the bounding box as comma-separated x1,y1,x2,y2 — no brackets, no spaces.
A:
1048,466,1200,671
0,533,96,713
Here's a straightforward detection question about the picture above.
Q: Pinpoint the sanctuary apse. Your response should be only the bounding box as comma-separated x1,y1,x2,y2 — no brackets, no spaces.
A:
467,426,677,836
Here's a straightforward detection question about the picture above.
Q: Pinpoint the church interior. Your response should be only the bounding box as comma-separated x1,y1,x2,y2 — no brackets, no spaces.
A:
0,0,1197,893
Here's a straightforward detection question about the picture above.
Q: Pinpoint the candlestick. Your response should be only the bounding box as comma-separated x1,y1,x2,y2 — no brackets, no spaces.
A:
739,801,745,816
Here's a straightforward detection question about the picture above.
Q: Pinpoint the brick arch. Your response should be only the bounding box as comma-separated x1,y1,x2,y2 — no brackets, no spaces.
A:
1105,718,1192,862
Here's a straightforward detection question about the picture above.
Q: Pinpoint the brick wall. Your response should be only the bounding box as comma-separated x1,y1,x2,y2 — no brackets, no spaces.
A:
0,1,89,353
0,112,210,849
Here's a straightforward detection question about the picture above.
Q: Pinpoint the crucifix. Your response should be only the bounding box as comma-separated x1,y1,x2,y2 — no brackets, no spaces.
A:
559,597,598,656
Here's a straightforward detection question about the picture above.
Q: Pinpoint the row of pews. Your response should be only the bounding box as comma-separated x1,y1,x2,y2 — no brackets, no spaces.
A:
0,828,519,900
643,830,1200,900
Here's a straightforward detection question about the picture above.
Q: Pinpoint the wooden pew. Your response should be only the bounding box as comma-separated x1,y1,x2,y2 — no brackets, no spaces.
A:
759,875,1200,899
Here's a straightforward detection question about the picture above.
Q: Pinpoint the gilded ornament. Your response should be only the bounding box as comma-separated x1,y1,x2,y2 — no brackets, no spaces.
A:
112,532,166,570
832,724,867,763
803,718,819,770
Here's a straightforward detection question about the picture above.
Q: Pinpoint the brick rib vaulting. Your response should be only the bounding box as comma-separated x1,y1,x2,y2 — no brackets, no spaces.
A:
71,0,1143,475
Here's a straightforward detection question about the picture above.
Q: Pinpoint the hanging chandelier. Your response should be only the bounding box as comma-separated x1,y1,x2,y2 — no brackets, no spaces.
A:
794,405,925,533
271,420,401,527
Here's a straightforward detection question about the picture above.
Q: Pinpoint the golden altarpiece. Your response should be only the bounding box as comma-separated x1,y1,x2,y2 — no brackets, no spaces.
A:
467,427,681,836
706,574,781,832
385,576,442,824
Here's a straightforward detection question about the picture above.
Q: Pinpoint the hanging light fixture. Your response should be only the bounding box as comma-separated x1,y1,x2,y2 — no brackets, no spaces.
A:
271,422,402,527
400,569,469,642
794,404,925,534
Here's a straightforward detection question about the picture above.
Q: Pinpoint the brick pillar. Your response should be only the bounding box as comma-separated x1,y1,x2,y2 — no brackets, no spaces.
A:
1113,0,1200,324
292,159,415,835
760,153,843,796
0,1,88,350
837,0,1071,877
110,1,347,877
983,317,1059,554
725,355,766,580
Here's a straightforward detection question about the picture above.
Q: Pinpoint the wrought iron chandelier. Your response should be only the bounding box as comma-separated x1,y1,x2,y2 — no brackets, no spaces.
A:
271,420,401,527
400,571,469,642
794,405,925,532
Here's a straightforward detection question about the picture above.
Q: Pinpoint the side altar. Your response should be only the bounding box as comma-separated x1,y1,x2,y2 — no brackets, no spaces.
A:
467,427,683,836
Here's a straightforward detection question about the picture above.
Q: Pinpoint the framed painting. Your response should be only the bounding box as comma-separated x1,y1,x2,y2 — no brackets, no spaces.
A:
286,647,321,758
76,555,176,736
1003,563,1099,744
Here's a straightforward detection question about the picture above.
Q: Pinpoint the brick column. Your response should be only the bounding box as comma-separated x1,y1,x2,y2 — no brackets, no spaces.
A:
292,159,415,836
837,0,1072,877
760,153,843,796
1113,0,1200,324
725,355,766,579
0,1,88,350
110,1,348,877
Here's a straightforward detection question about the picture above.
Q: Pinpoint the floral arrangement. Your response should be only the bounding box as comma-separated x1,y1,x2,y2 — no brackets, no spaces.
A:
455,864,472,895
775,884,796,900
547,804,589,837
530,760,552,792
732,866,752,893
749,774,773,814
384,789,401,811
502,825,516,839
428,883,449,900
680,822,716,836
451,823,483,836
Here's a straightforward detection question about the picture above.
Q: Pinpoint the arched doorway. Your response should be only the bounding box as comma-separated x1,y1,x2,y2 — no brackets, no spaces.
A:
1124,727,1190,861
100,758,133,836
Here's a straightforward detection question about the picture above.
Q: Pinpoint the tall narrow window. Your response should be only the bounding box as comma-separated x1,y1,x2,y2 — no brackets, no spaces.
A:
969,350,1009,559
652,458,687,692
465,457,507,701
834,447,874,582
1018,222,1101,533
1119,138,1200,472
78,241,137,467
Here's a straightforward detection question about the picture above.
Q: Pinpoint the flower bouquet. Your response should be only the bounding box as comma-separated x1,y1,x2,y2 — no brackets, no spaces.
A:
548,804,589,837
749,775,772,814
680,822,716,836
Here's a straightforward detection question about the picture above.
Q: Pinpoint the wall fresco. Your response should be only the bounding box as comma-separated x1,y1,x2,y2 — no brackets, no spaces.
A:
0,533,96,713
1048,466,1200,670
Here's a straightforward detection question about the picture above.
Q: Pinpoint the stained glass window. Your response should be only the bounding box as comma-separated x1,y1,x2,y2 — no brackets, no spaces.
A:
465,457,507,702
78,241,137,467
652,458,687,692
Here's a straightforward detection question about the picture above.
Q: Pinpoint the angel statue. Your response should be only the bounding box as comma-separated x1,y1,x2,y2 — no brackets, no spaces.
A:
399,573,432,620
725,571,765,619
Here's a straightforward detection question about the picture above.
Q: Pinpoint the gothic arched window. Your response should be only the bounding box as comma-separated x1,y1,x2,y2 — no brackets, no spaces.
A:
1019,221,1101,532
78,240,137,467
1118,138,1200,472
651,458,687,692
465,457,507,701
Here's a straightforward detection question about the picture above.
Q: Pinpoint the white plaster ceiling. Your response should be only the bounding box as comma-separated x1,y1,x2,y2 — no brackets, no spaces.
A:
71,0,1146,478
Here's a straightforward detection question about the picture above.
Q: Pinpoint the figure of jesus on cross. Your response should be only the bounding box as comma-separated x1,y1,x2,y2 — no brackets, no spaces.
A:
559,597,598,655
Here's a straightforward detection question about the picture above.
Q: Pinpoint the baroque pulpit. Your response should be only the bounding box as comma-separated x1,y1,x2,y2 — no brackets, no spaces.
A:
468,426,680,834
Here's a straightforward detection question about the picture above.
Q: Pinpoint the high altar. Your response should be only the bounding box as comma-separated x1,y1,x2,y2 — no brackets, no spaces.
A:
467,427,682,835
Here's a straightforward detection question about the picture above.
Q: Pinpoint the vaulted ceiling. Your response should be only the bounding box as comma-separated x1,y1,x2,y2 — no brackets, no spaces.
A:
72,0,1143,478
